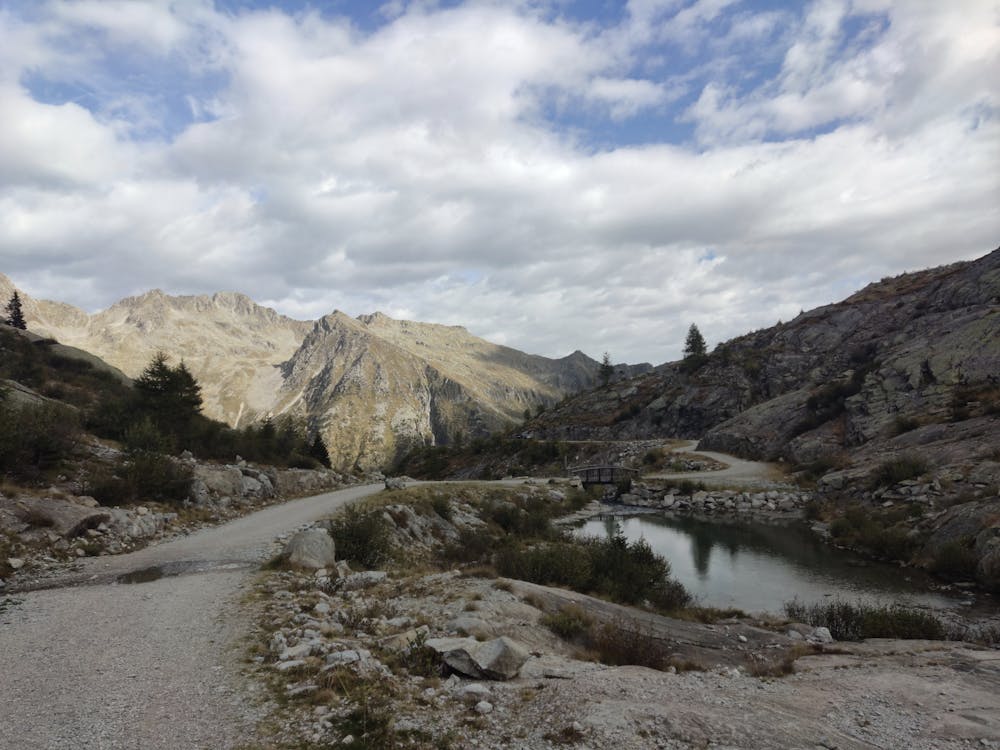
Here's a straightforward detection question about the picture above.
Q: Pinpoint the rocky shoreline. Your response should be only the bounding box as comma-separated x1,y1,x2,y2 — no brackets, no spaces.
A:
247,482,1000,749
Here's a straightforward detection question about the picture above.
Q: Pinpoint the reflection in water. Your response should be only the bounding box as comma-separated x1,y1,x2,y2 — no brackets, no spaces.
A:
578,514,963,614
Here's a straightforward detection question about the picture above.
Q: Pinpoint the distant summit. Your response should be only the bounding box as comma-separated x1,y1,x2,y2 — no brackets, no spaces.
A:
0,276,631,470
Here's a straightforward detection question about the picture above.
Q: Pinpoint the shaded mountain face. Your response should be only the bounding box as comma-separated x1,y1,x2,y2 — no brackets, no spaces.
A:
528,248,1000,472
0,275,627,471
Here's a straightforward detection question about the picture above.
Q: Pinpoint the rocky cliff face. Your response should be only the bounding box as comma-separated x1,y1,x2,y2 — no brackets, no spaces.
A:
529,248,1000,473
271,312,619,471
0,274,615,471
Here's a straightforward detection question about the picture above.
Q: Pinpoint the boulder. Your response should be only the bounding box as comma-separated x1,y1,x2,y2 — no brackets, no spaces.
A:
384,477,407,491
283,528,337,570
425,635,530,680
13,496,111,539
194,465,244,498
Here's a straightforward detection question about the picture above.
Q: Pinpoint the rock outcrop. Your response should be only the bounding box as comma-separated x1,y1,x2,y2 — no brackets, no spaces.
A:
528,248,1000,481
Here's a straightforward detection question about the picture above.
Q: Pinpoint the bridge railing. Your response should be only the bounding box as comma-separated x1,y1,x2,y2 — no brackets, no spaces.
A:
567,465,639,486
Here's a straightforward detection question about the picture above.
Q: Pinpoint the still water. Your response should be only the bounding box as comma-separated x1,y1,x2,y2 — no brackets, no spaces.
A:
576,513,968,614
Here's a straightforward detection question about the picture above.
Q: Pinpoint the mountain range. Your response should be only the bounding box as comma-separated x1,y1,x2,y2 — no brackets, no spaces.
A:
0,275,644,470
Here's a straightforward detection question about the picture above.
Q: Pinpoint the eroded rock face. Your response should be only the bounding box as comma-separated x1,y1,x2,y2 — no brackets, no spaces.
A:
529,248,1000,470
283,528,337,570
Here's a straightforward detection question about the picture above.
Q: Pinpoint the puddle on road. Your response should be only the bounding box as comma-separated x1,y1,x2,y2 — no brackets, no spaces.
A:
115,560,250,585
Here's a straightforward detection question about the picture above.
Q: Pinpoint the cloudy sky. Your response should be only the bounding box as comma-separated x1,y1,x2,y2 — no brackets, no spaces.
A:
0,0,997,364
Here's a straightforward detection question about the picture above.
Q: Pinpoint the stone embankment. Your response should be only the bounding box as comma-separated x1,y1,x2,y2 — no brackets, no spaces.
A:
618,481,812,516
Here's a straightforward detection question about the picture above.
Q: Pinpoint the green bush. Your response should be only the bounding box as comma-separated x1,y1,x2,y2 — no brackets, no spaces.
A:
328,506,394,569
496,534,691,612
783,599,946,641
929,539,979,580
89,451,193,506
588,617,670,669
0,400,80,479
869,455,928,488
541,604,593,641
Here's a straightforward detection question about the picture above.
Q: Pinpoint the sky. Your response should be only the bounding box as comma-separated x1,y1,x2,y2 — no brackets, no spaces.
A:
0,0,997,365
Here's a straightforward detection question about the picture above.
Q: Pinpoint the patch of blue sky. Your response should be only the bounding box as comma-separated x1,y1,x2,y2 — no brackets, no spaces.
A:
541,0,628,27
22,48,227,141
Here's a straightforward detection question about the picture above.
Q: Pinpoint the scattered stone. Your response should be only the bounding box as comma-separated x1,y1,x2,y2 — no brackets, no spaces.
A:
426,635,530,680
7,558,25,571
808,627,834,644
340,571,388,590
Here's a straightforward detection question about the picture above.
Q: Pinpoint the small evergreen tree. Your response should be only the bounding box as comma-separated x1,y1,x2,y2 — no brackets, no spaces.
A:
134,352,203,442
5,291,26,330
599,352,614,386
308,433,331,468
683,324,707,359
682,324,708,372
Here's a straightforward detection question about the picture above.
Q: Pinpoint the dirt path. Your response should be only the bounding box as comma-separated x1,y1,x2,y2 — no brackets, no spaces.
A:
0,483,383,750
645,440,786,487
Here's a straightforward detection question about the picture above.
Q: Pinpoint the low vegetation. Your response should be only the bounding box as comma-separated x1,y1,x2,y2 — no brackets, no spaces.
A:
828,503,922,562
868,454,928,489
324,484,691,614
784,599,946,641
0,328,331,505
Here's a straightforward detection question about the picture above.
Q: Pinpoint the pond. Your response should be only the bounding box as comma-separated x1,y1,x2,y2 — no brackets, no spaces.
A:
576,513,976,615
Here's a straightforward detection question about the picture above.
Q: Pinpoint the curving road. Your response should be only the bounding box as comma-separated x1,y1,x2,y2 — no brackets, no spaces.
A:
643,440,785,487
0,483,384,750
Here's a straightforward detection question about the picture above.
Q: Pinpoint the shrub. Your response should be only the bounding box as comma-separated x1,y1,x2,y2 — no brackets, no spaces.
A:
588,617,670,669
892,416,920,435
328,506,394,569
541,604,593,641
783,599,945,641
430,495,453,521
869,455,928,488
90,451,193,506
496,534,690,612
0,400,80,479
929,539,979,580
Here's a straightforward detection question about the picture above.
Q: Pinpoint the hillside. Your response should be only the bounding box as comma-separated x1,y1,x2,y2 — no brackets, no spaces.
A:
0,275,641,471
527,248,1000,476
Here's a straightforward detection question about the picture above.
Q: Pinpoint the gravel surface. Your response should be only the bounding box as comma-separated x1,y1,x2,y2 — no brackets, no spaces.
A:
0,482,383,750
646,440,787,487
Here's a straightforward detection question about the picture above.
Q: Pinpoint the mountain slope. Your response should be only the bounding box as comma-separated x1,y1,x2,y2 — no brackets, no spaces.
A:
0,275,621,470
527,248,1000,476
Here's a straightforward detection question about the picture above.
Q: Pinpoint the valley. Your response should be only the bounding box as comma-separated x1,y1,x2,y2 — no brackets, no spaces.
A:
1,248,998,749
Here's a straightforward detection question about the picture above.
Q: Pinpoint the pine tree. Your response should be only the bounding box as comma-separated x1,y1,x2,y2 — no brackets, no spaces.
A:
5,291,26,330
682,324,708,373
308,433,331,468
683,324,707,360
599,352,614,386
134,352,203,440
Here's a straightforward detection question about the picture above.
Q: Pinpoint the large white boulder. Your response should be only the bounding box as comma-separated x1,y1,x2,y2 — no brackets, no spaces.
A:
283,527,337,570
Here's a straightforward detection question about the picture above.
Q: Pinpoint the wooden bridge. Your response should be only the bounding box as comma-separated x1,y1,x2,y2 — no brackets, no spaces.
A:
568,465,638,487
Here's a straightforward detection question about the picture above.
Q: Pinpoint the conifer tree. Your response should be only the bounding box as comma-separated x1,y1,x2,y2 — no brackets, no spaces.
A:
683,324,707,360
599,352,614,386
5,291,26,330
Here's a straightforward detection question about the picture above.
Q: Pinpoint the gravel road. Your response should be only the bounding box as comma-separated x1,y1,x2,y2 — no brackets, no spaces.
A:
0,482,383,750
645,440,785,487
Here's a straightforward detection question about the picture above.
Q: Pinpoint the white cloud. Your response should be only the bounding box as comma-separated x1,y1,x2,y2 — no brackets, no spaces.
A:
0,0,997,364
